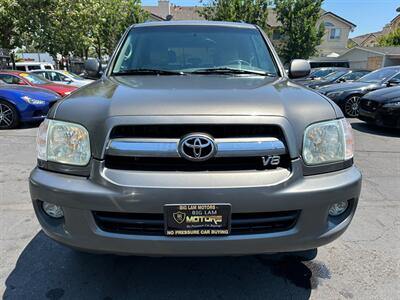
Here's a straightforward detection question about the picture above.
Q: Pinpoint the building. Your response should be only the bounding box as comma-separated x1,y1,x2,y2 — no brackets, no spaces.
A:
339,47,400,70
351,14,400,47
270,10,356,57
143,0,203,21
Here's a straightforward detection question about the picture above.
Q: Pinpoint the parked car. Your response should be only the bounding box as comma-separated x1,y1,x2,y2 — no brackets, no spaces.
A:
0,70,78,97
15,62,54,72
308,59,350,69
306,69,370,89
318,66,400,117
31,70,93,87
0,80,60,129
294,67,348,84
30,21,361,259
359,86,400,129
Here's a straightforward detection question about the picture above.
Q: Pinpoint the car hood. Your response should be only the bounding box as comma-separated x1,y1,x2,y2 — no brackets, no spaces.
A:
54,75,337,119
52,75,340,157
0,85,60,101
318,81,379,93
35,83,78,93
363,86,400,103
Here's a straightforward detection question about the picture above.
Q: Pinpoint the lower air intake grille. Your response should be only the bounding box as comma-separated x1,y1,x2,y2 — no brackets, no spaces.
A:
93,210,300,236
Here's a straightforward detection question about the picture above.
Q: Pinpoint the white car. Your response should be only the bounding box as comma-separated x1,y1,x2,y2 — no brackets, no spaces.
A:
31,70,93,87
15,62,54,72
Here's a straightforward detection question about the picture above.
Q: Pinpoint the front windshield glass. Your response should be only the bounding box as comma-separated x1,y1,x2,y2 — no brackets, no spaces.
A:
323,70,347,81
112,25,278,75
357,68,398,83
310,69,334,78
21,73,50,84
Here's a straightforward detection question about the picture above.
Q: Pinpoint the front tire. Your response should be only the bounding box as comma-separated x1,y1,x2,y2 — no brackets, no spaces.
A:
344,95,361,117
0,100,19,129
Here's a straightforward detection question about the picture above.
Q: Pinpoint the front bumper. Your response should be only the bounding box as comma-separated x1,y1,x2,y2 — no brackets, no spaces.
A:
29,160,362,256
20,101,57,122
359,107,400,129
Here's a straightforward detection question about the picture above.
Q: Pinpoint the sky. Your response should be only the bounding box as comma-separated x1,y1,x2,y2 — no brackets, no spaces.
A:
141,0,399,38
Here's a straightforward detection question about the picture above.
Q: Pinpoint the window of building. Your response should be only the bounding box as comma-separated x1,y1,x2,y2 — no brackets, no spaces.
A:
329,28,341,40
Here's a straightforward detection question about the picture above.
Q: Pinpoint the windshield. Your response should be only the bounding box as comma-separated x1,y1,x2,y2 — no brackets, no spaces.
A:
323,70,347,81
112,25,278,75
357,68,399,83
310,69,335,78
20,73,50,84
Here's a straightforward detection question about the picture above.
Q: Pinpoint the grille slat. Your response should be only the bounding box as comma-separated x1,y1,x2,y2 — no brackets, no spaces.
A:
93,210,300,236
110,124,285,139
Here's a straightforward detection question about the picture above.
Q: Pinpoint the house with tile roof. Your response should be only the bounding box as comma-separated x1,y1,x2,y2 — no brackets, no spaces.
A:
350,14,400,48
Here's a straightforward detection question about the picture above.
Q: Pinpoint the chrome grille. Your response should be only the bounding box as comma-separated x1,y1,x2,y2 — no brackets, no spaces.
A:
105,125,289,172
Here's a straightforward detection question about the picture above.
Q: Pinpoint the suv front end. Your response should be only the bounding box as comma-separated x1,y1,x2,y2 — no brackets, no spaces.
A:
29,21,361,257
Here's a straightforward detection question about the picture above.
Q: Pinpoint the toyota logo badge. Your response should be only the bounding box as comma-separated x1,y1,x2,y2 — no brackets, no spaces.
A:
179,133,216,161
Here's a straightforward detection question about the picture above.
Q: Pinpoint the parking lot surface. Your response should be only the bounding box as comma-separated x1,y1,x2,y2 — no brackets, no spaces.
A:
0,120,399,300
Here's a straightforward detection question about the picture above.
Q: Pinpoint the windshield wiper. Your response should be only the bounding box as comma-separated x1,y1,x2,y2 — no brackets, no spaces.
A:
113,69,186,76
190,67,275,76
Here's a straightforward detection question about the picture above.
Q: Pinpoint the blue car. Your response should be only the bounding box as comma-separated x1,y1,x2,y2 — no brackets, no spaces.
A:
0,80,60,129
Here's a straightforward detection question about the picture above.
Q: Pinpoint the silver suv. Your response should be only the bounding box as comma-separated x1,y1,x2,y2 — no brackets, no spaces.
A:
29,21,361,259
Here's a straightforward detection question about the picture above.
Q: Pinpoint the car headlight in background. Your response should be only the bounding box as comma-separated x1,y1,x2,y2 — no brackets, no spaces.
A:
383,101,400,108
21,96,46,105
37,119,91,166
326,91,344,98
303,119,354,165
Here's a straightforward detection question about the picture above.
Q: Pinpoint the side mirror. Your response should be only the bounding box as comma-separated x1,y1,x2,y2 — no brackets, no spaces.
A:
84,58,102,79
289,59,311,79
63,77,73,83
338,78,346,83
387,78,400,87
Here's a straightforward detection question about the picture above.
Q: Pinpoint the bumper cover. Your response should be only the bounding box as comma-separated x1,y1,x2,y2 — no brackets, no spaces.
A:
29,160,362,256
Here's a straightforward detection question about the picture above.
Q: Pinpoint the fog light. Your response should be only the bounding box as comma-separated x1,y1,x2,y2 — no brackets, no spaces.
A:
328,201,349,217
42,202,64,218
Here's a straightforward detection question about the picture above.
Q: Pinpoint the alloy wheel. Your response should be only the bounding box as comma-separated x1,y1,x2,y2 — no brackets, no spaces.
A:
0,103,15,128
344,96,361,117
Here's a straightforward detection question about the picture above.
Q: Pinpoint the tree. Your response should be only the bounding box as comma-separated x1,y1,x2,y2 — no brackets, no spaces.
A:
274,0,325,63
0,0,21,49
199,0,270,30
378,28,400,46
6,0,147,61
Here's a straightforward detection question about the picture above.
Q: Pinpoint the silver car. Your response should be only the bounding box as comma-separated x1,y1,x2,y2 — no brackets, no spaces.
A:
31,70,93,87
29,21,361,259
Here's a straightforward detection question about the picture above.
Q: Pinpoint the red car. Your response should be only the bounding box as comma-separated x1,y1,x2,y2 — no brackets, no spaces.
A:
0,70,77,97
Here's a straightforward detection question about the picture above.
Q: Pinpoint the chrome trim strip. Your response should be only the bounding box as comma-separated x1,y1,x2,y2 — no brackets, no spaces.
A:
107,139,179,157
107,137,286,158
215,138,286,157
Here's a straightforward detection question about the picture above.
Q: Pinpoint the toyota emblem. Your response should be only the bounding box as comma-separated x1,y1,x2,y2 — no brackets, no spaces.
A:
179,133,216,161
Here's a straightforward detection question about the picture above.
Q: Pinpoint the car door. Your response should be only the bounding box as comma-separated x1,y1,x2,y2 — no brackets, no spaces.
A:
47,71,64,84
34,71,48,80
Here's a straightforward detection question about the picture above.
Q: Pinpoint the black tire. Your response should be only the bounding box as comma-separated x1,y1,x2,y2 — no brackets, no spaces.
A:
283,248,318,261
0,100,19,129
343,95,361,117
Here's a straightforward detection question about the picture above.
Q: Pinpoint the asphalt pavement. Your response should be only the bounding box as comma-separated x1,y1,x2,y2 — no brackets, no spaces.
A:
0,120,399,300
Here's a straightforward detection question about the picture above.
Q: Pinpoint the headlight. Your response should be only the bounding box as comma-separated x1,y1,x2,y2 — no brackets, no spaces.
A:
383,101,400,108
326,91,344,98
37,119,91,166
303,119,354,165
21,96,46,105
